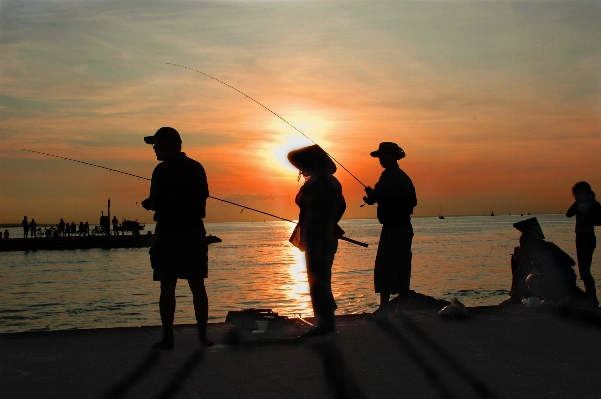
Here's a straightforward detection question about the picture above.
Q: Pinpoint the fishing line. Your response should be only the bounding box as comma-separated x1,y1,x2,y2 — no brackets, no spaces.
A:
21,149,368,247
166,63,367,188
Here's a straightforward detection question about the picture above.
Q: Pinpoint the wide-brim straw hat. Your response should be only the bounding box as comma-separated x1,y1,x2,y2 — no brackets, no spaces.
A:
287,145,336,175
370,142,406,160
513,217,545,239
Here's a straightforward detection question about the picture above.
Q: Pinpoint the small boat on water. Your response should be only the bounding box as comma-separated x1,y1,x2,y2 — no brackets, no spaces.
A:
438,207,445,219
490,211,495,216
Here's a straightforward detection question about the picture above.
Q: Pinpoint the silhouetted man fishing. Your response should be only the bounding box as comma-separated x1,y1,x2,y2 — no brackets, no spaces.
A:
288,145,346,338
363,142,417,319
141,127,213,349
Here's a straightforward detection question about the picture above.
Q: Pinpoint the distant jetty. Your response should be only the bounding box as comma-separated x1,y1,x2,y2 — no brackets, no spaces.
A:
0,234,222,252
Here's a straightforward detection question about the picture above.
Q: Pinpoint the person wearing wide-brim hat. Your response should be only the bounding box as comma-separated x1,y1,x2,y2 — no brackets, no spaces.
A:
141,127,213,349
509,217,581,306
363,142,417,319
287,145,346,338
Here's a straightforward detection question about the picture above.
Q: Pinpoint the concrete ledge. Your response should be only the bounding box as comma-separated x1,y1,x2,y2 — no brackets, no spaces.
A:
2,306,601,398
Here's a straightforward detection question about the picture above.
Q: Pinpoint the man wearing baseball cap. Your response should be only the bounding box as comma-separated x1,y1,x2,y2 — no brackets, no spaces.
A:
363,142,417,319
141,127,213,349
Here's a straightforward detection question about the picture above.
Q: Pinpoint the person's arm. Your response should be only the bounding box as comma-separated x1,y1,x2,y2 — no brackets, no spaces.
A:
141,166,160,211
566,201,577,218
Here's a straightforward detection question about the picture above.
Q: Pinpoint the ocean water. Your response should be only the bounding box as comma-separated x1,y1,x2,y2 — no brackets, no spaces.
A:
1,215,598,333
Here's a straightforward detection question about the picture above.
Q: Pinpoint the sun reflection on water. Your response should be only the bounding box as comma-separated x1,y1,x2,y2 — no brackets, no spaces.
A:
283,247,312,318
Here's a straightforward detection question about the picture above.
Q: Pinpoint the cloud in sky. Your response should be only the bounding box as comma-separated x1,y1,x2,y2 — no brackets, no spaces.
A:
1,0,600,223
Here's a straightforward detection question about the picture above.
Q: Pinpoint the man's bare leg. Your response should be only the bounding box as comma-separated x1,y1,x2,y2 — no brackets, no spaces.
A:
189,279,213,346
153,281,177,349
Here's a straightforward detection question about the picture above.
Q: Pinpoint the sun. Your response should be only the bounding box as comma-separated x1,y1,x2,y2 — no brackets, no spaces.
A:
260,105,338,175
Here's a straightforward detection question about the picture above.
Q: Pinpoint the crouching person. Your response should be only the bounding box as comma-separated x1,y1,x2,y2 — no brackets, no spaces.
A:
513,217,580,306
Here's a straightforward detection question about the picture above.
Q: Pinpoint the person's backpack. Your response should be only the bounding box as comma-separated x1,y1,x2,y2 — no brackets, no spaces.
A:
544,241,577,281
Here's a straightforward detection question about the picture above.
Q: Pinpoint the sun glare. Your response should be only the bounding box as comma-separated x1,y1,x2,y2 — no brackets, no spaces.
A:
260,106,338,175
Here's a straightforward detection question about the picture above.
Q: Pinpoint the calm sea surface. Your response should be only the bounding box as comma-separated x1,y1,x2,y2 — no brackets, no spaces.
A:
1,215,598,333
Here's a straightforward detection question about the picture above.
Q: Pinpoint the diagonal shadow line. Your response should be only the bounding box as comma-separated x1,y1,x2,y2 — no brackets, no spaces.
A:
374,320,459,399
151,348,205,399
310,338,369,399
225,329,368,398
97,351,162,399
398,316,499,399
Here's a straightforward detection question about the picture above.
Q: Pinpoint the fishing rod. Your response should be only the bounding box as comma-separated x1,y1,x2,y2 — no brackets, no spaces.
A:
21,149,368,248
166,63,367,188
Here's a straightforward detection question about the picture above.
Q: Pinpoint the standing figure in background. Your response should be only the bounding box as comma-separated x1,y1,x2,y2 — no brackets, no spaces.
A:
567,182,601,306
30,219,38,238
22,216,29,238
363,142,417,318
142,127,212,349
70,222,76,236
112,216,119,236
288,145,346,338
78,222,84,236
83,222,89,236
4,229,10,239
58,219,66,237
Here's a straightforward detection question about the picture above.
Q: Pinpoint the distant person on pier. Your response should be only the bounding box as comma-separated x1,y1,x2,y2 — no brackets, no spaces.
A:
288,145,346,338
22,216,29,238
83,222,89,236
112,216,119,236
4,229,9,239
141,127,212,349
363,142,417,319
100,215,110,235
30,219,37,238
70,222,76,236
78,222,84,236
566,182,601,306
510,217,581,305
58,219,66,237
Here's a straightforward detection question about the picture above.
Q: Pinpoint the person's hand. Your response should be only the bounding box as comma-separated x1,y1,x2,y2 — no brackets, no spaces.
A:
364,186,374,196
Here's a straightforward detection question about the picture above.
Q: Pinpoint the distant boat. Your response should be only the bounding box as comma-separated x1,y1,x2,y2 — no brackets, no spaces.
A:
439,207,445,219
490,211,495,216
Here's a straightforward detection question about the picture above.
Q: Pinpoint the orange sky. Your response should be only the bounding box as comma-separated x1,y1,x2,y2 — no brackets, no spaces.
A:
1,1,600,224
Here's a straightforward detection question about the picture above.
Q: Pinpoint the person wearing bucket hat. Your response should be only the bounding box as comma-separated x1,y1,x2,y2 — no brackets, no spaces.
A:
287,145,346,338
507,217,582,306
141,127,213,348
363,142,417,319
